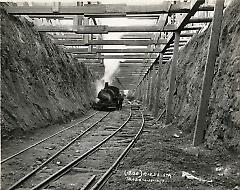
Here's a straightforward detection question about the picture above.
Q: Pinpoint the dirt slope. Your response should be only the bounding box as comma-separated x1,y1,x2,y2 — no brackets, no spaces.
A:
1,8,95,138
154,0,240,152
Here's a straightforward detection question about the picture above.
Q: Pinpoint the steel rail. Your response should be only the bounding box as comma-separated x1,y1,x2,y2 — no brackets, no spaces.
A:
1,111,99,164
90,110,145,190
8,112,110,190
30,109,133,190
7,112,110,190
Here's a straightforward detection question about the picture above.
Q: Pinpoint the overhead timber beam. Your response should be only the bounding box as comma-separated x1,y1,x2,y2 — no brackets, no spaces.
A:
121,34,154,39
65,48,162,53
21,5,214,18
56,39,167,46
121,32,196,39
120,60,148,64
189,17,212,23
78,59,103,63
73,54,158,59
161,0,205,53
5,2,191,15
135,0,205,90
36,24,177,33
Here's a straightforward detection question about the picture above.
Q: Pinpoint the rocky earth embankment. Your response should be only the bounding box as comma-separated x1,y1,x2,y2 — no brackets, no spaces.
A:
1,8,95,138
155,0,240,152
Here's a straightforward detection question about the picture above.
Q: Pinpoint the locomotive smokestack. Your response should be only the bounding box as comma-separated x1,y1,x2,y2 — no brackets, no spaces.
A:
104,82,109,88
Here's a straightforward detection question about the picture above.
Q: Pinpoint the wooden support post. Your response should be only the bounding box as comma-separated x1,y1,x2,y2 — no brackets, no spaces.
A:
153,53,163,117
165,31,180,124
73,2,83,31
97,34,103,64
83,17,89,44
147,69,152,109
138,84,142,100
88,34,93,53
142,77,146,106
140,81,144,102
141,78,145,104
193,0,224,146
137,82,141,100
137,82,141,101
149,63,157,111
135,86,139,100
52,2,60,13
144,77,148,107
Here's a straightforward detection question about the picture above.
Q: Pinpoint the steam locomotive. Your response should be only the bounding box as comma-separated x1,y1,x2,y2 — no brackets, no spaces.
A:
93,82,121,111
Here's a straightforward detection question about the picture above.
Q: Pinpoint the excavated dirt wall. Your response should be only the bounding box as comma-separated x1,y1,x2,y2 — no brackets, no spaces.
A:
1,9,95,138
155,0,240,151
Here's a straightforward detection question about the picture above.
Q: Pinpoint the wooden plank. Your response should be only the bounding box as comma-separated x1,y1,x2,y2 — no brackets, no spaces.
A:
169,43,185,48
121,71,149,74
23,4,213,18
198,5,214,11
125,2,171,14
36,24,177,33
56,39,167,46
65,48,162,53
120,60,146,63
119,65,149,67
29,15,73,19
52,34,84,39
121,34,154,39
5,4,107,15
169,40,188,44
166,31,180,124
5,2,193,15
164,52,173,55
97,48,161,53
180,33,196,37
118,73,146,75
77,59,102,63
193,0,224,146
73,54,158,59
182,26,202,31
189,17,212,23
109,24,177,32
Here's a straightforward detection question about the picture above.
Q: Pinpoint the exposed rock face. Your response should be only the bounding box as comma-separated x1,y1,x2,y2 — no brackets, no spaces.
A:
155,0,240,151
1,9,95,138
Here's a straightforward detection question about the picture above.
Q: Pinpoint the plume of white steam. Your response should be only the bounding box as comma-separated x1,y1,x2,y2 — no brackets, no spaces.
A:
95,79,105,96
102,59,120,85
95,59,120,101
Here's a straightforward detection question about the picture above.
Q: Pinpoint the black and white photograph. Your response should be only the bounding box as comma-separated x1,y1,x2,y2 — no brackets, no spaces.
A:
1,0,240,189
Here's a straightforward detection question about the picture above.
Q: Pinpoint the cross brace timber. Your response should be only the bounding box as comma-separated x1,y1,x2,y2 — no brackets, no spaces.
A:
5,2,198,15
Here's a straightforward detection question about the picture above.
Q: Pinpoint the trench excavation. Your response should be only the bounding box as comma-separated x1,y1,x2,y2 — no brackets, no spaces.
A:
1,1,240,190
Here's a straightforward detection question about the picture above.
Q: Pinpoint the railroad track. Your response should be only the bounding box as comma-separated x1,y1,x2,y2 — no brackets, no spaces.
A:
4,104,144,190
32,105,143,190
1,111,100,164
2,111,116,190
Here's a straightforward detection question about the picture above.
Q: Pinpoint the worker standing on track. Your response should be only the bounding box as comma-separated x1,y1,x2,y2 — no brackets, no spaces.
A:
118,92,124,110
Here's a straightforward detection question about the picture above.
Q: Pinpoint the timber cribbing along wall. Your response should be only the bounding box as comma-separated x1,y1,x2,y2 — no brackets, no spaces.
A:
1,9,96,138
153,0,240,151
